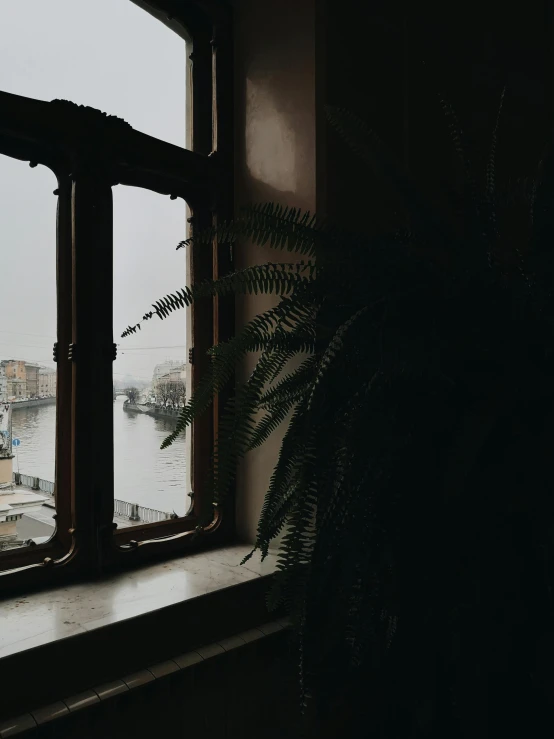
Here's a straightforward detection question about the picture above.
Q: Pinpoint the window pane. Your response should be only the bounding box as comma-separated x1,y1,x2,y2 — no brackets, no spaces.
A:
113,186,190,527
0,0,188,149
0,156,58,551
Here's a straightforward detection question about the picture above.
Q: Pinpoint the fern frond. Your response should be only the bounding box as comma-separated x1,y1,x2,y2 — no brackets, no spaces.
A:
207,348,299,505
325,104,387,174
314,307,368,386
486,85,506,200
248,397,302,451
121,323,141,337
269,435,318,636
122,262,315,336
437,93,474,186
160,298,315,450
178,203,330,258
326,105,453,246
252,403,315,557
259,355,318,410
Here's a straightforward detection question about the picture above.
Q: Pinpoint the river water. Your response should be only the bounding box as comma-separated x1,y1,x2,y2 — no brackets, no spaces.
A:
11,396,187,516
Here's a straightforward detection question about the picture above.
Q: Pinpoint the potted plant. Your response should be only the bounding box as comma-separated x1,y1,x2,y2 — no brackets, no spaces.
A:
122,96,554,737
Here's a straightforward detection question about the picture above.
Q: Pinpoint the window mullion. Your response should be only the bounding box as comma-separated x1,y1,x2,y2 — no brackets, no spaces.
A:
53,174,74,552
188,202,215,517
72,173,114,572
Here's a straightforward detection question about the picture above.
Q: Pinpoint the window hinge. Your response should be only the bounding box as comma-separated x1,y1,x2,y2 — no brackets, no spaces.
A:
67,343,116,362
188,347,194,365
53,342,58,363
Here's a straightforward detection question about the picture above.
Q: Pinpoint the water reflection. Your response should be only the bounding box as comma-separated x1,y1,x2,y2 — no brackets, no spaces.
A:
11,404,55,481
113,396,186,515
11,397,186,515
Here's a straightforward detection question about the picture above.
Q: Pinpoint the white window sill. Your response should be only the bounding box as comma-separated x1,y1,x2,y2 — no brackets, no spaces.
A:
0,544,277,662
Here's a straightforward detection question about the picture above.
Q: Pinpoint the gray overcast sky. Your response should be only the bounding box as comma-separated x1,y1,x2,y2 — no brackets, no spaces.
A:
0,0,188,384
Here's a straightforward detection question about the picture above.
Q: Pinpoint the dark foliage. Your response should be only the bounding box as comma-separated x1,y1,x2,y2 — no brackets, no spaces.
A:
122,93,554,736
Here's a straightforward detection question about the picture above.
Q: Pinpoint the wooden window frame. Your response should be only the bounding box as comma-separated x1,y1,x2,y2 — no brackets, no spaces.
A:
0,0,234,590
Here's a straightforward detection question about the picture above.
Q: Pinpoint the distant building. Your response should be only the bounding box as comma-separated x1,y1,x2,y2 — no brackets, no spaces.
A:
152,360,186,383
25,363,40,398
38,368,56,397
152,361,186,406
49,371,57,396
7,378,25,399
161,367,186,384
3,360,26,381
0,366,6,402
2,360,26,399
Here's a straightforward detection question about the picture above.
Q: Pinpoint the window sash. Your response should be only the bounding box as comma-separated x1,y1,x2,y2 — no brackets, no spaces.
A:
0,0,233,584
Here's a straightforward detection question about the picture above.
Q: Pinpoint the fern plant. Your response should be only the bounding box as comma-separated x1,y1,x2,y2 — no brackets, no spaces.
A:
123,95,554,735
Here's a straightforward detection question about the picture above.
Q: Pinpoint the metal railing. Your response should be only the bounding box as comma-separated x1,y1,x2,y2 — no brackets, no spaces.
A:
13,473,172,524
13,472,54,495
112,499,173,524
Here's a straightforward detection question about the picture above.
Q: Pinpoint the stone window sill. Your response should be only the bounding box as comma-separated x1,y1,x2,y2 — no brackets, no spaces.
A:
0,544,279,721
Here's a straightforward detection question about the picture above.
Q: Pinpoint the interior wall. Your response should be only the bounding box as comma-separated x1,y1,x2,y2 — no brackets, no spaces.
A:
320,0,552,227
233,0,316,542
231,0,552,543
320,1,406,228
3,631,304,739
405,2,552,203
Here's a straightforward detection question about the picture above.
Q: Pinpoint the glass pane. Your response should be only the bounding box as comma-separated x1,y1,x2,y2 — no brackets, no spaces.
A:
113,186,190,528
0,155,58,551
0,0,188,149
